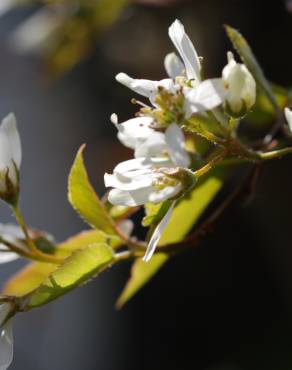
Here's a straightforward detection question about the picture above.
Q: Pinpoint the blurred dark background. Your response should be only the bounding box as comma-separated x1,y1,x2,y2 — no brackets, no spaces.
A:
0,0,291,369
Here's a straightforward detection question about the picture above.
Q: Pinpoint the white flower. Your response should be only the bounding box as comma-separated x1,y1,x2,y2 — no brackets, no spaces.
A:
0,113,21,203
284,107,292,133
115,20,228,120
0,303,13,370
111,114,190,167
104,157,183,207
222,51,256,116
168,19,201,81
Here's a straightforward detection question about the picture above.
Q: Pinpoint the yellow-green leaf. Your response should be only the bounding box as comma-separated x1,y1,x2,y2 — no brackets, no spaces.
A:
22,243,114,310
159,172,224,244
68,145,116,235
3,229,121,297
3,262,56,297
117,169,226,307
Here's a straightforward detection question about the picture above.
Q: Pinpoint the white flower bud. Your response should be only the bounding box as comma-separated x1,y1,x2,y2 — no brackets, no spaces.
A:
222,52,256,117
0,113,21,205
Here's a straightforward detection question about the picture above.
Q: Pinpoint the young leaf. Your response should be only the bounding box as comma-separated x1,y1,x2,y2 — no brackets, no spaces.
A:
3,230,122,297
20,243,114,310
3,262,56,297
68,145,116,235
225,25,279,112
56,229,121,258
117,169,226,307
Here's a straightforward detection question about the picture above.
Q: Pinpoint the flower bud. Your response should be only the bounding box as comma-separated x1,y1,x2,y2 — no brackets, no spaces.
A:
222,52,256,118
0,114,21,205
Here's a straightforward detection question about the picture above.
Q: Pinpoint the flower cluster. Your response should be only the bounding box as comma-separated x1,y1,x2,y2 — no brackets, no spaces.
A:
104,19,257,261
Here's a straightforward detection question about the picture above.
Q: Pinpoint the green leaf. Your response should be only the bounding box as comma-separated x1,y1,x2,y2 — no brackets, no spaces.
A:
3,229,121,297
160,170,224,244
117,169,226,307
21,243,114,310
225,25,279,112
68,145,116,235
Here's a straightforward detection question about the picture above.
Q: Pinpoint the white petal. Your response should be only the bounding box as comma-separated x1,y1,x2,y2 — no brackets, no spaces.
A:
108,188,153,207
113,157,153,175
0,303,13,370
165,123,190,167
168,19,201,81
143,202,175,262
104,172,153,191
115,116,154,150
185,78,226,115
113,157,171,175
284,108,292,132
116,73,157,98
134,131,167,158
1,113,21,168
164,52,185,79
148,183,182,203
0,131,12,170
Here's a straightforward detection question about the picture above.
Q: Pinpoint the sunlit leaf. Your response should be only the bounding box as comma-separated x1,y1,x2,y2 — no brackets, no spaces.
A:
159,169,225,244
117,169,226,307
3,229,122,297
57,229,121,257
68,145,116,235
21,243,114,310
3,262,56,297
